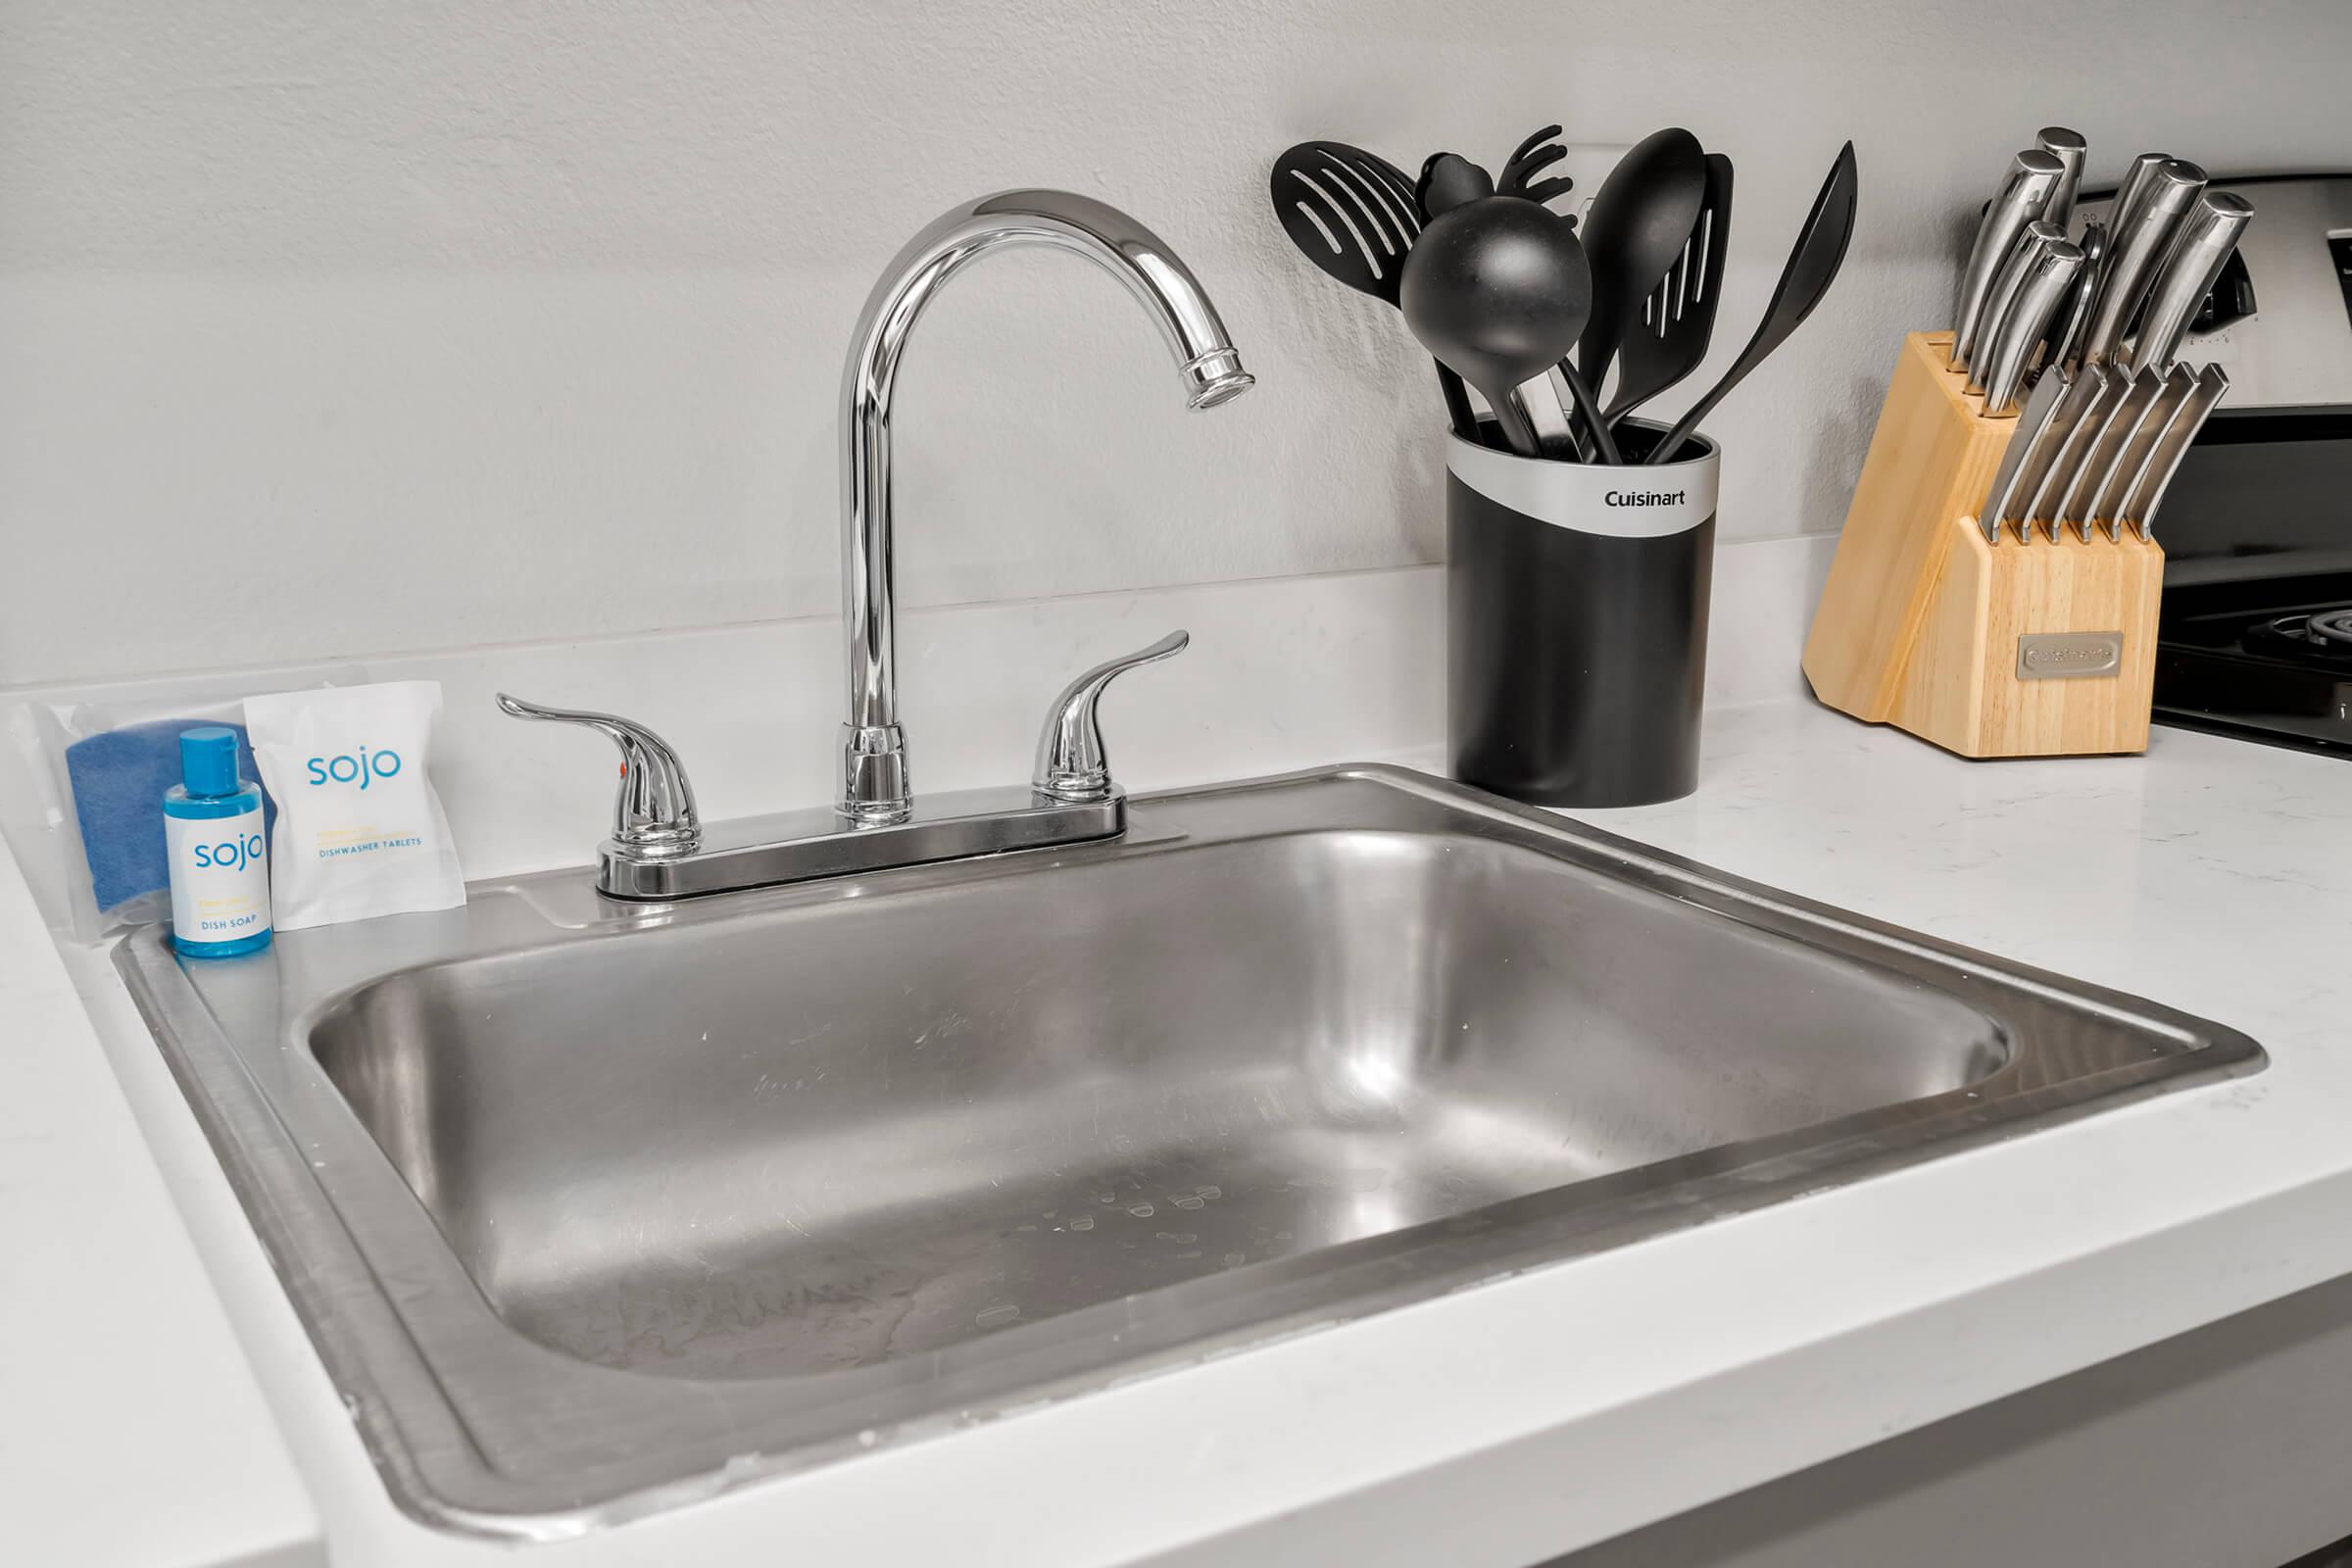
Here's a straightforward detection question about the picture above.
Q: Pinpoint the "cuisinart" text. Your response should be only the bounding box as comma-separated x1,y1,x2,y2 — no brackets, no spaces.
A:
1603,489,1687,508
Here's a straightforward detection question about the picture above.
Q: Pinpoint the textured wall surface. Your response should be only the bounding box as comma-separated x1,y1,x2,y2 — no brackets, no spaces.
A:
5,0,2350,683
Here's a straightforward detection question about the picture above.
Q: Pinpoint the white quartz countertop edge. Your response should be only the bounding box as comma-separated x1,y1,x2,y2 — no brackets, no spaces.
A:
8,697,2350,1568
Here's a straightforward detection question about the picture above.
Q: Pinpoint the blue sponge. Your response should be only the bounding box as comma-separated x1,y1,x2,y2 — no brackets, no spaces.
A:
66,719,277,915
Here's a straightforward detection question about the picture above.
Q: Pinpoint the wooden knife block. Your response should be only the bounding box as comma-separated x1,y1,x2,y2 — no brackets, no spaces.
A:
1802,331,2164,758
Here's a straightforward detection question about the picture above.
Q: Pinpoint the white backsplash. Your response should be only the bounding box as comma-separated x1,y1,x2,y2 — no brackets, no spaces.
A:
7,3,2349,684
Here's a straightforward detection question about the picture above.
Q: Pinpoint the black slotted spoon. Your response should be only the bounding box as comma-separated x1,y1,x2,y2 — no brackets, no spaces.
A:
1269,140,1478,438
1607,151,1734,432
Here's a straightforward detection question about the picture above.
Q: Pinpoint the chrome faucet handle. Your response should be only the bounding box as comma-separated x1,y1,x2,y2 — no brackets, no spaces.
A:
1031,631,1188,804
496,693,702,858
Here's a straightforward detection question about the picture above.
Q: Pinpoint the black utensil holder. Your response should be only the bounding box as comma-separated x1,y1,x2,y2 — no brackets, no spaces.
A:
1446,419,1719,808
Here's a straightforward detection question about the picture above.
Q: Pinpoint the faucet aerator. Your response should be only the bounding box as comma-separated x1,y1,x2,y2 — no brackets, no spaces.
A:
1181,349,1255,410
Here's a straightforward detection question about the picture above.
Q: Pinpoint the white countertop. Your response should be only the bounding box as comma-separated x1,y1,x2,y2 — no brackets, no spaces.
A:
0,832,319,1567
9,684,2352,1567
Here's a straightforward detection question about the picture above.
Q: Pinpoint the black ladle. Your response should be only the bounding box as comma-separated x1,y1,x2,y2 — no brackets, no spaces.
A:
1269,139,1478,438
1648,140,1857,465
1399,195,1592,458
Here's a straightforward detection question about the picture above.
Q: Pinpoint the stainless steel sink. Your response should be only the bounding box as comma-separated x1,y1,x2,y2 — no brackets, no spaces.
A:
119,764,2261,1536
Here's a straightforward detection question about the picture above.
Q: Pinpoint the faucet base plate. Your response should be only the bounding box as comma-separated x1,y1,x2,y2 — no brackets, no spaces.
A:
597,783,1124,900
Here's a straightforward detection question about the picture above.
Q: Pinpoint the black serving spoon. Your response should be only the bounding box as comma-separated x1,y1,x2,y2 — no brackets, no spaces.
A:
1648,140,1857,465
1607,151,1735,431
1269,139,1478,438
1573,127,1709,411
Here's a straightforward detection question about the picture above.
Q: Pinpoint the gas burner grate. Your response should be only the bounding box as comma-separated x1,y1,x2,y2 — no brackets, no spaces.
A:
2245,608,2352,666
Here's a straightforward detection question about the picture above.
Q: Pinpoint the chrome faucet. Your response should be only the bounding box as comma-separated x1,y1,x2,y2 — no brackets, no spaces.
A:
841,189,1253,822
501,189,1252,900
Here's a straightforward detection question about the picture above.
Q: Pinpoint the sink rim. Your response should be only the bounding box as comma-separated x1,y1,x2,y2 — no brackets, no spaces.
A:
115,762,2266,1539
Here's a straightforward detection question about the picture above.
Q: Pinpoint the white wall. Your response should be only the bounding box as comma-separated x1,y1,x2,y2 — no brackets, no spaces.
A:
4,0,2349,686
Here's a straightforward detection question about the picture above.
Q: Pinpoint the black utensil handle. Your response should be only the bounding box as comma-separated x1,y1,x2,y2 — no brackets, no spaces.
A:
1554,362,1622,466
1435,364,1478,440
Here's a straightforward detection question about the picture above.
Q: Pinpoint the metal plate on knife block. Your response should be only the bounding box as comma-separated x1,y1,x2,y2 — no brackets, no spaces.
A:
2017,630,2126,680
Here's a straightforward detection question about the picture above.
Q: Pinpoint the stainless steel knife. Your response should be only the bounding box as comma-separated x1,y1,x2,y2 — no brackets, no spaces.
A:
2121,365,2230,540
2024,362,2113,540
2058,368,2166,540
1994,366,2087,541
2050,371,2144,543
2041,218,2106,375
1965,220,2067,393
2091,365,2193,536
1950,150,2066,372
1980,240,2083,416
2098,152,2174,284
2036,126,2087,233
2080,160,2206,367
1981,365,2072,543
2127,191,2255,373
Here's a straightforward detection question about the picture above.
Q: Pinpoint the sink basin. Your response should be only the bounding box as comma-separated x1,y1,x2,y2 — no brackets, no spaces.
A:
119,764,2261,1535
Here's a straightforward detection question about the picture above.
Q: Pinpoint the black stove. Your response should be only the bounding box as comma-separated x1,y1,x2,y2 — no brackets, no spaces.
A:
2095,173,2352,761
2155,573,2352,757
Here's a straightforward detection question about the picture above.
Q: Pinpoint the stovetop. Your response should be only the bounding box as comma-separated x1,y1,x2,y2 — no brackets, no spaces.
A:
2154,572,2352,758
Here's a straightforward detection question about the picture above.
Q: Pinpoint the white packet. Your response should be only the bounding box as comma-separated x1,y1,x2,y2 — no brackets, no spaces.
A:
242,680,466,930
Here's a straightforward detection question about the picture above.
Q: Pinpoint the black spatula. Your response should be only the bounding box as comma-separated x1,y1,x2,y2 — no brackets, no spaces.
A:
1269,140,1477,438
1647,141,1857,465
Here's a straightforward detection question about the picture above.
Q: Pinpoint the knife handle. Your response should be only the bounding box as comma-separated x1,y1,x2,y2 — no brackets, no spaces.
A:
1982,364,2073,542
1950,150,2066,372
2098,152,2174,285
2127,191,2254,375
2036,126,2087,233
1966,221,2066,395
2081,159,2206,367
1981,243,2083,417
2123,366,2230,540
2040,218,2105,375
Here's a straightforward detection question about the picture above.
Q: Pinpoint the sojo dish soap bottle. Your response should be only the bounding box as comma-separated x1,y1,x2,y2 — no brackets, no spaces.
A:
164,725,272,957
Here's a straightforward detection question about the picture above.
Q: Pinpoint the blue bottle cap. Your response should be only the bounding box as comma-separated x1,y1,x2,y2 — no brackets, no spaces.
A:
178,725,243,798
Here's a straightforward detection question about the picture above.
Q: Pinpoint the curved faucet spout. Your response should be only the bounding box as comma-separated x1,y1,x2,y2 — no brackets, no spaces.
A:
837,189,1253,822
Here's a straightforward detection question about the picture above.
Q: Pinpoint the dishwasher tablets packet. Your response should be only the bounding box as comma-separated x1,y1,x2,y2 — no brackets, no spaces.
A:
242,680,466,930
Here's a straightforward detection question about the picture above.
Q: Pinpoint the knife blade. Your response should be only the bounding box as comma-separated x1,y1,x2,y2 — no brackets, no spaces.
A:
2081,159,2206,367
2024,362,2114,541
1980,240,2083,416
2091,365,2193,536
2127,191,2255,374
2036,126,2088,233
2121,365,2229,540
1950,150,2066,372
1981,365,2073,543
1965,220,2067,393
2057,368,2166,540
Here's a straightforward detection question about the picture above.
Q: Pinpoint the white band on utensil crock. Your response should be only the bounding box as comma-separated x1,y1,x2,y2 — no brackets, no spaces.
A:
1446,430,1719,538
